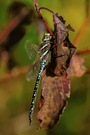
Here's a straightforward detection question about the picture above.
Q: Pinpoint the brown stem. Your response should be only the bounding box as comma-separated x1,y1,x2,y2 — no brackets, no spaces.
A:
73,18,90,46
85,0,89,19
0,7,30,44
76,49,90,55
0,63,89,82
73,0,90,46
85,69,90,74
34,1,53,35
0,65,29,82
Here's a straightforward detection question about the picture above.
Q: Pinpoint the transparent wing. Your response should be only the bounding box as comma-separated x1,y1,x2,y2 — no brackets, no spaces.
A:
25,40,40,80
26,57,40,81
25,40,50,81
25,40,38,60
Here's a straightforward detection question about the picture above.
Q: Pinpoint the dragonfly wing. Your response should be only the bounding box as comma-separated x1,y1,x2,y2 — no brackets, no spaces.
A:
26,57,40,81
25,40,38,60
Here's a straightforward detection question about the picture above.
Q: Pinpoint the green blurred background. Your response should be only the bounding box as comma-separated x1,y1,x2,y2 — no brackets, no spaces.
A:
0,0,90,135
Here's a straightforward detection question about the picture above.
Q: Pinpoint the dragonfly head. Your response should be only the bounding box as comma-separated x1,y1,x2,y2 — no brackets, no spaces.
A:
42,33,52,42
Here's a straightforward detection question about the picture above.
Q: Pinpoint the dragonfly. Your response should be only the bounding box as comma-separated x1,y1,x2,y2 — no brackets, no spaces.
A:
26,0,76,128
26,32,53,124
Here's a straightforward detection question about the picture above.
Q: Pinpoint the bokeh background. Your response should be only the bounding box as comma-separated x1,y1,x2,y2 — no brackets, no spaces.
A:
0,0,90,135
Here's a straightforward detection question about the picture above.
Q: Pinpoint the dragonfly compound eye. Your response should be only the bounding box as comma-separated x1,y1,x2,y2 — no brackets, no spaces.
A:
42,33,52,42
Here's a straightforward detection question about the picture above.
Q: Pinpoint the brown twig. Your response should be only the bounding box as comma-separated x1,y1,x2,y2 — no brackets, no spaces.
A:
0,62,90,82
0,65,29,82
77,49,90,55
73,18,90,46
85,0,89,19
34,0,53,35
73,0,90,46
85,69,90,74
0,7,30,44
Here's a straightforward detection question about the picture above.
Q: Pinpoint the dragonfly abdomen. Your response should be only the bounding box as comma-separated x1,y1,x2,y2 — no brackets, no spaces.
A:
29,59,46,123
